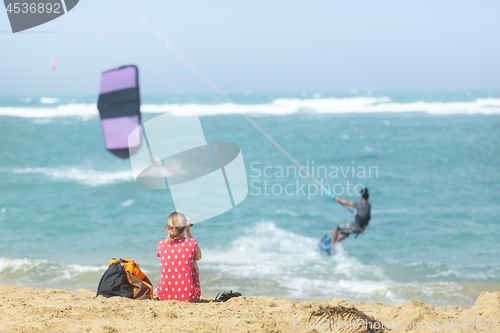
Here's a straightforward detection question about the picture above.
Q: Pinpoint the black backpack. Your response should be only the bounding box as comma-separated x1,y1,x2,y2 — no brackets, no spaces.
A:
96,261,134,298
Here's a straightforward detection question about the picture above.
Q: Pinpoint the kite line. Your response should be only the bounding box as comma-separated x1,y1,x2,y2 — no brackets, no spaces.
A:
121,0,354,214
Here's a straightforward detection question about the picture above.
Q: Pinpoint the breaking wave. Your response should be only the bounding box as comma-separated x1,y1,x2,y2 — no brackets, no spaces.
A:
2,167,133,186
1,97,500,118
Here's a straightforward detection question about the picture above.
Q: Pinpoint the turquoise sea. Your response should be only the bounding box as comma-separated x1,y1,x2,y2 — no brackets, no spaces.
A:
0,91,499,307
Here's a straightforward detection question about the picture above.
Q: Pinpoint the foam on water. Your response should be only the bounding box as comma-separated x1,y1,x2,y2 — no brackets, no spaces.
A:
39,97,60,104
0,103,96,118
122,200,134,207
0,257,107,289
202,222,389,301
199,222,497,306
2,167,133,186
406,261,500,281
142,97,500,116
1,96,500,118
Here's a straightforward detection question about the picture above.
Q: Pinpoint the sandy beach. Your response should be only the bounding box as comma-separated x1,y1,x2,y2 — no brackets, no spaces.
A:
1,285,498,332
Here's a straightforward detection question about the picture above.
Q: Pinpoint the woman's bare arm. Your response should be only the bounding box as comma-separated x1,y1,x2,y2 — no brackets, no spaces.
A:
185,220,202,261
194,245,202,261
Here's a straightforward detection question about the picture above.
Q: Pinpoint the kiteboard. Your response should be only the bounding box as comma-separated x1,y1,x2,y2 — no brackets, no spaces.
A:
318,235,332,254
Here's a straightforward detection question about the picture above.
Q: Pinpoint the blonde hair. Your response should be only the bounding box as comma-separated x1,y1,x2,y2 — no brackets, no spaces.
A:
166,211,187,239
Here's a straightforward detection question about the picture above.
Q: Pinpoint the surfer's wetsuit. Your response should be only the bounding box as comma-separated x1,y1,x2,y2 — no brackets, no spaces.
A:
335,200,371,235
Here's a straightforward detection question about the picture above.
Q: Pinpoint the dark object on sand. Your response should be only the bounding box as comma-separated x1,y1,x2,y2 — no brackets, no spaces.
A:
96,258,153,300
96,260,134,299
214,290,242,302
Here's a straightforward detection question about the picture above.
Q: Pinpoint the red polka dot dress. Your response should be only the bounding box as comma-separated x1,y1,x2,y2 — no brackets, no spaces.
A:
156,238,201,302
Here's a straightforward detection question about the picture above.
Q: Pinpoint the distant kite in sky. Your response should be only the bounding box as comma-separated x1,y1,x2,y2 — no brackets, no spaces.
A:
97,65,142,159
50,59,58,71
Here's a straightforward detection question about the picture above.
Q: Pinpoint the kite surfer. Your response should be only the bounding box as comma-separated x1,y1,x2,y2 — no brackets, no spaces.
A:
329,188,371,254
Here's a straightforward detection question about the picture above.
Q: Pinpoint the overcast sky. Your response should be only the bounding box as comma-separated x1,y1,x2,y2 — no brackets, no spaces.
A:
1,0,499,95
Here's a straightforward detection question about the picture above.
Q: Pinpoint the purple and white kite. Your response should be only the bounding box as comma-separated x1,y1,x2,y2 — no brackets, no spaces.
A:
97,65,142,159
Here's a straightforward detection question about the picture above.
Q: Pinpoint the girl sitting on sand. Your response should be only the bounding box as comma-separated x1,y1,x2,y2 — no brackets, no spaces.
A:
156,211,202,302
